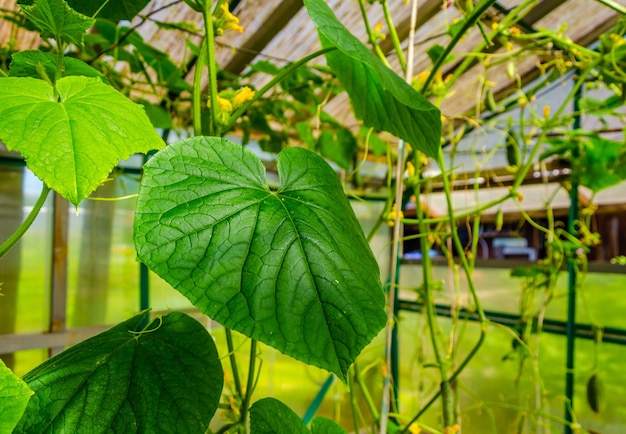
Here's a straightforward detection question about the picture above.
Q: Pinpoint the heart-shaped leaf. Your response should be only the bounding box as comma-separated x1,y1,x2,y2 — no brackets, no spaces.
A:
303,0,441,158
250,398,309,434
134,137,386,381
16,311,223,433
0,76,163,205
0,360,33,433
20,0,94,47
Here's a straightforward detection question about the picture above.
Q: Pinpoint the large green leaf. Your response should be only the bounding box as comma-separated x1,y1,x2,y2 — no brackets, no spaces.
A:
9,50,107,82
250,398,309,434
68,0,150,20
311,417,347,434
15,311,223,433
134,137,386,381
249,398,348,434
19,0,149,20
0,360,33,433
303,0,441,158
0,76,163,205
20,0,94,46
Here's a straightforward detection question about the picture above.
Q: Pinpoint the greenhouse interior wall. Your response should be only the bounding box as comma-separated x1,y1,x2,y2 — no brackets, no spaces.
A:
2,152,626,433
2,0,626,433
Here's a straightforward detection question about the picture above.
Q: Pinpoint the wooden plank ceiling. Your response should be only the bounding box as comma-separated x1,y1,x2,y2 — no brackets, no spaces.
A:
0,0,623,122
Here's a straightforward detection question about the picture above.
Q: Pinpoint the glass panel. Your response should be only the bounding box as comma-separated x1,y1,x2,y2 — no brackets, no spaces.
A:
66,170,142,327
399,264,626,329
395,312,626,433
0,165,52,373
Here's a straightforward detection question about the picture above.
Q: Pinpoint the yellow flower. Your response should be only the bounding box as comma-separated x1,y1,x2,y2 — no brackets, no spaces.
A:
373,22,386,40
217,96,233,112
386,203,403,226
406,161,415,177
416,70,430,84
233,86,255,107
510,26,521,36
445,424,460,434
543,105,550,118
408,423,422,434
214,2,244,35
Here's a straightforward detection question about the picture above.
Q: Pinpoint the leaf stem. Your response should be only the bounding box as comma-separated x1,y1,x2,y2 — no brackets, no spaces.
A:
400,148,490,433
193,36,207,136
381,0,406,73
0,183,51,259
203,0,219,136
357,0,388,65
354,361,380,421
226,47,337,129
239,339,257,427
225,328,243,398
438,0,537,95
421,0,498,93
415,170,452,427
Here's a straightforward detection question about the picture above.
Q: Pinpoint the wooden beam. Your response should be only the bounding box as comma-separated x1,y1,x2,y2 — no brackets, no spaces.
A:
49,192,69,357
222,0,303,75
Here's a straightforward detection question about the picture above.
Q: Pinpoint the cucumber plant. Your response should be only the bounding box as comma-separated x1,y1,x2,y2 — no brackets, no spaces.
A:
0,0,440,432
3,0,622,431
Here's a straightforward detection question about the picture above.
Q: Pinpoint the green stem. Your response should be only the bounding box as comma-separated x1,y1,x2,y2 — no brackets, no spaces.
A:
354,362,380,421
239,339,257,427
226,47,336,129
357,0,388,64
203,1,219,136
509,63,597,195
421,0,498,93
225,328,243,398
349,368,361,434
435,0,537,95
400,190,516,226
54,39,65,83
193,36,207,136
381,0,406,73
400,148,489,433
415,169,452,426
92,0,112,18
0,184,51,258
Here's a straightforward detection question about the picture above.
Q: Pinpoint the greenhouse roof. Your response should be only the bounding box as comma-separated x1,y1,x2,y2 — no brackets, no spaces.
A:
1,0,624,121
1,0,624,216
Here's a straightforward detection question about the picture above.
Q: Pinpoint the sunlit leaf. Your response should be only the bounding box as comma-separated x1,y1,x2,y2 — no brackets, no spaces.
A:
303,0,441,158
0,360,33,433
134,137,386,381
20,0,94,46
0,76,163,205
16,311,223,433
